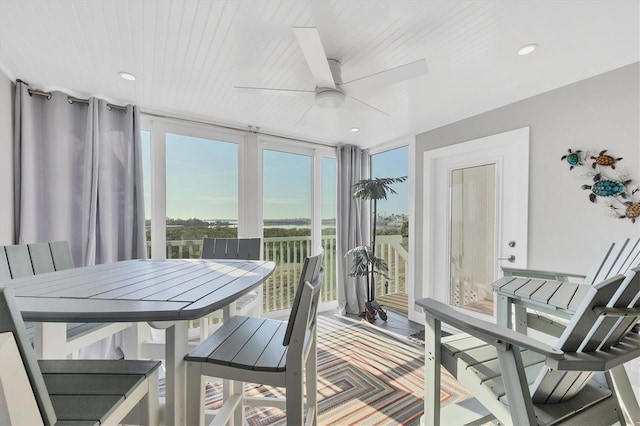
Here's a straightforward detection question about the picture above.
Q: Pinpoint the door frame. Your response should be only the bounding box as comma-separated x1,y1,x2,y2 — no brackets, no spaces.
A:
420,127,529,322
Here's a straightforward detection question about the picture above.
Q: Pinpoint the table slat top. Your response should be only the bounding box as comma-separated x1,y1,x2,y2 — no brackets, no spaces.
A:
7,259,275,322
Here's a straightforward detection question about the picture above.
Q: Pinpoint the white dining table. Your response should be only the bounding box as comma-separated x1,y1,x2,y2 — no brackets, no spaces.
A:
8,258,275,426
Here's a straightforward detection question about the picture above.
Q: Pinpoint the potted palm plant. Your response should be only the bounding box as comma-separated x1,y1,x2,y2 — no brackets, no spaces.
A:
346,176,407,321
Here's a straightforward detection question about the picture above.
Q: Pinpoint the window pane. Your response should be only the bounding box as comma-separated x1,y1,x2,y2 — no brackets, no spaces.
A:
141,130,151,257
370,146,409,312
263,150,311,313
322,156,337,303
450,164,496,315
166,133,238,259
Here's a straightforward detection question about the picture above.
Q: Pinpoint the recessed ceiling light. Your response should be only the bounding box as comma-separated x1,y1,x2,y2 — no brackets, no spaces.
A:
118,71,136,81
517,44,538,56
350,127,360,132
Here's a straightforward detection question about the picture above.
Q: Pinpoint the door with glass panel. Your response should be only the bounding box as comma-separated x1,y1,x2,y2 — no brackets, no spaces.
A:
261,149,337,314
423,128,529,319
262,150,312,313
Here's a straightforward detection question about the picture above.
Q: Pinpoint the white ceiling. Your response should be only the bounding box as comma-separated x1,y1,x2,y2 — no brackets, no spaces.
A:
1,0,638,148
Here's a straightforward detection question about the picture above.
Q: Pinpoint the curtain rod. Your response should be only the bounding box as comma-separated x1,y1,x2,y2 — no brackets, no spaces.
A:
140,111,337,148
26,87,127,111
20,82,335,147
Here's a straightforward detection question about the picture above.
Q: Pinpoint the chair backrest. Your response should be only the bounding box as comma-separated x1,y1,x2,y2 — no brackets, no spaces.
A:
284,251,324,347
2,242,75,280
584,237,640,285
49,241,75,271
201,238,261,260
0,286,57,425
4,245,34,278
531,266,640,403
28,243,56,275
0,247,10,282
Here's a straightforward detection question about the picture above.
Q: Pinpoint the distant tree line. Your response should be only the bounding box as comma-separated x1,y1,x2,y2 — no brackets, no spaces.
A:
145,217,407,242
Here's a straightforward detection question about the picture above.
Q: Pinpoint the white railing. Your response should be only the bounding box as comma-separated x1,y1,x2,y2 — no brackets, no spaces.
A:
149,234,407,313
374,234,409,296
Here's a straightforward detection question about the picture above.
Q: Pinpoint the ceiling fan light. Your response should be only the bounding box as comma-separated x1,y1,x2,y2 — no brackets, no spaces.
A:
315,89,345,108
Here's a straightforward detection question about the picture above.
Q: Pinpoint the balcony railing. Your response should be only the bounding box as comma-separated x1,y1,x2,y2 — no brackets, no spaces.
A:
149,235,408,313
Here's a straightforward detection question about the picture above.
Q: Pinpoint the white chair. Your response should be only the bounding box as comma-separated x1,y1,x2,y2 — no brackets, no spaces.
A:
1,242,133,358
185,252,324,426
501,237,640,336
0,285,161,425
417,266,640,425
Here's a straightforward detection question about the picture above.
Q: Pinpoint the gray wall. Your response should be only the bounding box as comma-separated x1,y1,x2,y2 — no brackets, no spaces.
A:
0,69,13,245
412,62,640,316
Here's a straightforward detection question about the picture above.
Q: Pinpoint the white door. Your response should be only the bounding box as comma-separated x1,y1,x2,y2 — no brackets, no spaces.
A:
422,127,529,321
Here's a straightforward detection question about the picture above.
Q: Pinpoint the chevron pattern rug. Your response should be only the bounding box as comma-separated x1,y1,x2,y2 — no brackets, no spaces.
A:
187,315,470,426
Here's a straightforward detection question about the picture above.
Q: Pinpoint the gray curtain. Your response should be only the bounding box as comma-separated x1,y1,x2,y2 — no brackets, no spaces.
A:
336,144,370,315
13,81,146,357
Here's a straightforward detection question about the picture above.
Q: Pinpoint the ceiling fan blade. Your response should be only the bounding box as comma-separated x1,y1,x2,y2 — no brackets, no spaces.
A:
341,59,428,93
293,27,336,89
348,96,391,117
234,86,315,97
294,102,317,126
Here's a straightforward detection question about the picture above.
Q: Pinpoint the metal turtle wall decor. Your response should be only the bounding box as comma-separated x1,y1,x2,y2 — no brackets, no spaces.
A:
561,148,637,223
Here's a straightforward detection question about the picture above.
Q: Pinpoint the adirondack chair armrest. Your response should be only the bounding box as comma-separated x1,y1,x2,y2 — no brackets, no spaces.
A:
501,266,586,282
592,306,640,317
416,298,564,360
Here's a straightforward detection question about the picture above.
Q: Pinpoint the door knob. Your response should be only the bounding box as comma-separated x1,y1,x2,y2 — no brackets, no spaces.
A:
498,255,516,262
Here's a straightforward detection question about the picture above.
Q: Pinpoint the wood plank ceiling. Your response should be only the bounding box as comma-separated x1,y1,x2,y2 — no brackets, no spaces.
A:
0,0,638,148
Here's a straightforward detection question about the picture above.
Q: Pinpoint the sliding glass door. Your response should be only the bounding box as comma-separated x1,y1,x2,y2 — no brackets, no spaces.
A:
262,150,312,312
260,140,337,314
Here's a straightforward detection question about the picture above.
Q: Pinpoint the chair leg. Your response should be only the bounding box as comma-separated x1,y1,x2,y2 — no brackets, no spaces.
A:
214,378,244,426
286,369,304,426
496,348,537,425
305,330,318,425
139,368,160,426
186,362,206,426
231,379,244,426
605,365,640,424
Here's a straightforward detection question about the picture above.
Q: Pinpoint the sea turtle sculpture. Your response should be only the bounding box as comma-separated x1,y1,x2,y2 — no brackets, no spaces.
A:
619,201,640,223
561,148,583,170
582,173,630,202
613,187,640,223
591,150,622,169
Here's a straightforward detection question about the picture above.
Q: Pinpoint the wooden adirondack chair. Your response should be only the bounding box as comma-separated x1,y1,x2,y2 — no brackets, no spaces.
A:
500,237,640,337
416,266,640,426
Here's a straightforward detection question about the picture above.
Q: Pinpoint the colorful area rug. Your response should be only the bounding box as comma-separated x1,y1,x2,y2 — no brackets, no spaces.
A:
189,315,470,426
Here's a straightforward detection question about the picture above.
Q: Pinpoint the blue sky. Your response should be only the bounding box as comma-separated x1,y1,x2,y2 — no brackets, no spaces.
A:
371,145,409,217
142,133,407,220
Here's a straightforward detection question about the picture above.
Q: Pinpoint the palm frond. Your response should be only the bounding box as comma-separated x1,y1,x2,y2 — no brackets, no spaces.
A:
352,176,407,200
345,245,389,278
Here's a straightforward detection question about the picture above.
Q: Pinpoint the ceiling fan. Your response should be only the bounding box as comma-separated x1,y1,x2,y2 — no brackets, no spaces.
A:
235,27,428,117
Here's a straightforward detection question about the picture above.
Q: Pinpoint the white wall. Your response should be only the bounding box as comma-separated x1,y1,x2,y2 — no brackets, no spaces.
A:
411,62,640,318
0,69,13,245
